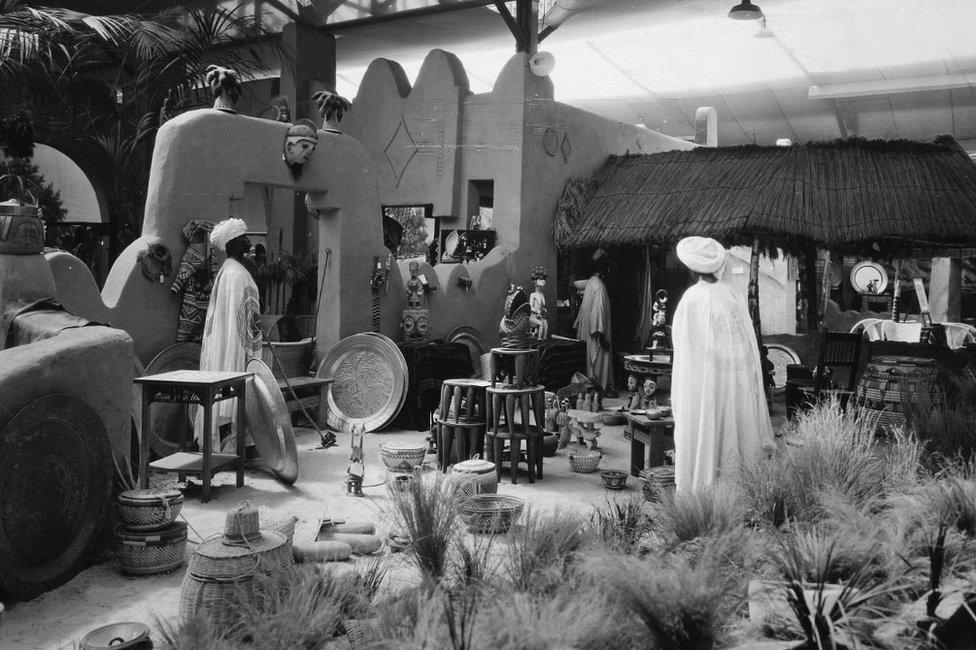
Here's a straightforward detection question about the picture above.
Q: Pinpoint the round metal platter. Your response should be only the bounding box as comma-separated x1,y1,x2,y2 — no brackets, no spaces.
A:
244,359,298,484
316,333,407,432
446,325,485,377
764,343,802,395
143,342,202,457
850,262,889,295
0,395,112,599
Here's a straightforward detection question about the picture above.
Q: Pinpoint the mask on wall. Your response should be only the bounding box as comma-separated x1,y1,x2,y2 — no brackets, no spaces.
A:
401,308,430,342
283,119,319,178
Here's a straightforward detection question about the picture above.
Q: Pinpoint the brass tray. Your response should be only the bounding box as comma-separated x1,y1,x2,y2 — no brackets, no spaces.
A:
244,359,298,484
316,333,407,432
143,342,201,457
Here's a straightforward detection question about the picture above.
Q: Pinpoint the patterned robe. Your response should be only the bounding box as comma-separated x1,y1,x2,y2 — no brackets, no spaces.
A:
170,241,219,342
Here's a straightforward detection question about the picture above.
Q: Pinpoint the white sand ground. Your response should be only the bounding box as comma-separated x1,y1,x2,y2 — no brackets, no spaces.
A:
2,409,659,649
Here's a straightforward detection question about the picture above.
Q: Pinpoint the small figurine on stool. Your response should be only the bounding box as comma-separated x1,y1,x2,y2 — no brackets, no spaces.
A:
627,375,642,410
402,260,432,342
346,424,365,497
529,266,549,340
641,377,658,410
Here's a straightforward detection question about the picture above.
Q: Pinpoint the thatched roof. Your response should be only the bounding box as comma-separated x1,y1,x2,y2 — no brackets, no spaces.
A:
552,136,976,255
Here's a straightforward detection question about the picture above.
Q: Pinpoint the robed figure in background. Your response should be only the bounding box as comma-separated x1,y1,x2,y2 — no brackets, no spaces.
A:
574,249,614,393
671,237,772,493
194,218,262,453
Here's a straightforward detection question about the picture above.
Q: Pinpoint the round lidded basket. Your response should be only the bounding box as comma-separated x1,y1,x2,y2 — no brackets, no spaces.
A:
380,441,427,473
117,488,184,532
568,449,602,474
179,503,293,625
601,469,628,491
460,494,524,534
116,521,187,576
639,466,676,502
450,459,498,498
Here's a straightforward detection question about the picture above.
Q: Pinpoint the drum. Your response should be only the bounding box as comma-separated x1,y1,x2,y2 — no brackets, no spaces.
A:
856,355,943,431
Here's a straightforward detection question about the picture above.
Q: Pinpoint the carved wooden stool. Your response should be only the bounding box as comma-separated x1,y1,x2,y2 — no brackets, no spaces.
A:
485,384,545,484
488,347,540,389
434,378,489,472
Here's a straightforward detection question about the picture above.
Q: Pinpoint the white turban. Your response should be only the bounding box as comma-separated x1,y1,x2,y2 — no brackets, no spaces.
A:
676,236,727,275
210,218,247,251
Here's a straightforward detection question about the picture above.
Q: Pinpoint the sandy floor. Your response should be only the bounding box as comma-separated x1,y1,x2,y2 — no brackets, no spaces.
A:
2,396,787,649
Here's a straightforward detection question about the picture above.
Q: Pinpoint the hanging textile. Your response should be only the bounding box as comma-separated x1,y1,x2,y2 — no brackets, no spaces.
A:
635,246,655,349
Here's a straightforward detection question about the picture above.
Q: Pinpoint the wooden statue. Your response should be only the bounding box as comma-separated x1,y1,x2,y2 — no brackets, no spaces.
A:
529,266,549,340
402,261,431,342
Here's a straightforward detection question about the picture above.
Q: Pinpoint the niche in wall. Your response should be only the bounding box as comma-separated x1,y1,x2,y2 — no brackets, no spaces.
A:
382,204,437,261
466,179,494,230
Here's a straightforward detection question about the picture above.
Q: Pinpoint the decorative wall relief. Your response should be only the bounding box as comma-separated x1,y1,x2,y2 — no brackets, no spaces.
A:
384,118,420,188
282,119,319,179
542,127,572,162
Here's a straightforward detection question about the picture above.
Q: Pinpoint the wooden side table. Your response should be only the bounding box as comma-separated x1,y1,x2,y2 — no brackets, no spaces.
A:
135,370,251,503
624,413,674,477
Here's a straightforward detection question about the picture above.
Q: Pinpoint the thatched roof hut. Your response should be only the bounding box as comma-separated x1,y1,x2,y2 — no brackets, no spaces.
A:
552,136,976,255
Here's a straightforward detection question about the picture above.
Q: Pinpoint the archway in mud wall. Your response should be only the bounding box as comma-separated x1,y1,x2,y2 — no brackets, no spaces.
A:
99,109,386,363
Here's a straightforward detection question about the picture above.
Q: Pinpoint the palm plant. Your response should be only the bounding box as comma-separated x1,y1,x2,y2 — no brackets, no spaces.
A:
1,2,293,252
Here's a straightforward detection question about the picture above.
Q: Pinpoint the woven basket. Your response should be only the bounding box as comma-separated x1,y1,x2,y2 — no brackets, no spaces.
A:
451,459,498,498
568,450,602,473
262,338,314,379
601,469,628,491
117,489,184,532
460,494,524,534
180,529,293,624
639,466,676,502
116,522,187,575
343,618,382,650
379,443,427,473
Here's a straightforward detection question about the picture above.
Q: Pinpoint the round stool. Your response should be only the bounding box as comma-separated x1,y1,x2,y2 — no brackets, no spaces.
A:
485,384,545,484
488,347,540,389
435,378,489,471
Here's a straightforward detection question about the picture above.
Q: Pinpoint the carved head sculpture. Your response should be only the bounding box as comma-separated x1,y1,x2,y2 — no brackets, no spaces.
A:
642,377,657,398
205,65,241,113
283,119,319,177
627,375,638,392
530,265,547,289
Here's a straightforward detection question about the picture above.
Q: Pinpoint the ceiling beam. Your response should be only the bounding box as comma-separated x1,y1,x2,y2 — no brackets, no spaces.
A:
320,0,498,32
809,73,976,100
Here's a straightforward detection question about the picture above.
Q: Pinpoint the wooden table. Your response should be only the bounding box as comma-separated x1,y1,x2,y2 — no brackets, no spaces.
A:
135,370,250,503
624,413,674,477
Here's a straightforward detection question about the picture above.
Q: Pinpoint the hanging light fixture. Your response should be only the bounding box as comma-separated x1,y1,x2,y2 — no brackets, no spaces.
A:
728,0,763,20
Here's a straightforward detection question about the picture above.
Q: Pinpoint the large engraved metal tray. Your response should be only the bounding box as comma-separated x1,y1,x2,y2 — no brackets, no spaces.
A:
316,333,407,432
244,359,298,484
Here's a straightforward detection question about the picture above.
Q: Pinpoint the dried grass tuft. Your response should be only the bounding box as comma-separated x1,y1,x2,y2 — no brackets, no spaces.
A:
662,482,746,542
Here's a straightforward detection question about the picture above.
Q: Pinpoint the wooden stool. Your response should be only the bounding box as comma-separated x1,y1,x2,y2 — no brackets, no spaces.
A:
435,378,489,471
485,384,545,484
488,347,540,389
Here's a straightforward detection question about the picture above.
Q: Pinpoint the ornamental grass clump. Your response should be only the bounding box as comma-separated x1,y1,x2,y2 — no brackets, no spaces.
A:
738,401,903,526
590,494,652,553
905,372,976,468
591,534,743,650
221,565,366,648
505,508,591,593
155,614,235,650
388,473,462,582
662,482,746,542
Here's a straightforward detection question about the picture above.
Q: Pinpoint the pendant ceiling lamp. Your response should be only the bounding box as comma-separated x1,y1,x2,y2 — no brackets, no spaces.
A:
728,0,763,20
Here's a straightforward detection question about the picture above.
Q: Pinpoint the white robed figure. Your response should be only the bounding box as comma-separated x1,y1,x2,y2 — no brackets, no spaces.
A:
574,249,614,392
194,218,262,451
671,237,772,492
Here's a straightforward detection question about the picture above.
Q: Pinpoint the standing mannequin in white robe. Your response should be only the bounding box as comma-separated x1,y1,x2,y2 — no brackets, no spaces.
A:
671,237,772,492
574,249,614,394
194,218,262,452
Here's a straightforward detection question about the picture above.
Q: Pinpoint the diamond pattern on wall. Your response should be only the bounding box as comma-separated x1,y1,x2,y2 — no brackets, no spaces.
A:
384,117,419,188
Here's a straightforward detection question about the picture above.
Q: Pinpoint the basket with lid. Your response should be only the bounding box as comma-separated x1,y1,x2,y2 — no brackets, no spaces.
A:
116,521,187,575
117,488,183,531
179,502,293,625
450,459,498,498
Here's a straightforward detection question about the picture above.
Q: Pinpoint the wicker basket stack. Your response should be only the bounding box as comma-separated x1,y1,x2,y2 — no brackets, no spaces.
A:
115,488,187,575
179,502,294,627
